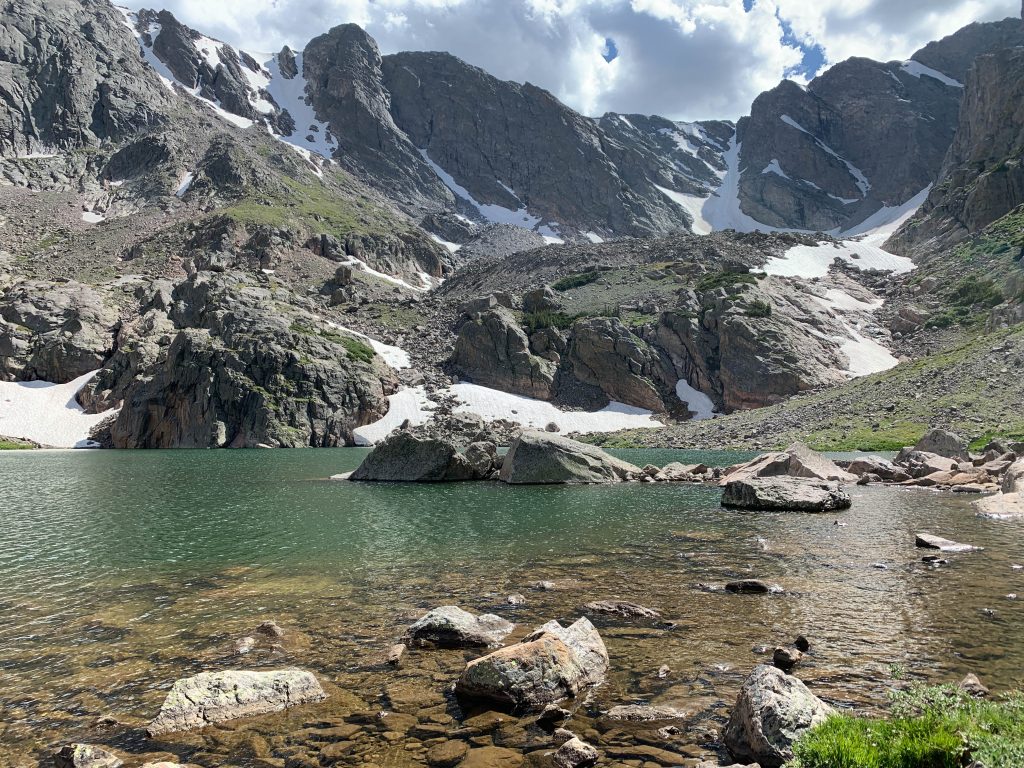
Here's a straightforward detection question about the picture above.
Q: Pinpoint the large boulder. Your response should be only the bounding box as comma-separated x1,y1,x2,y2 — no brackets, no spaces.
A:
723,665,834,768
722,477,851,512
914,428,970,461
408,606,514,647
499,431,641,484
147,670,327,736
350,433,495,482
893,448,959,478
846,456,911,483
722,442,855,485
450,306,557,400
455,618,608,709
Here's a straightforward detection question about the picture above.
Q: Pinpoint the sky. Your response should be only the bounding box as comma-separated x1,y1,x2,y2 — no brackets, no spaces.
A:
120,0,1020,121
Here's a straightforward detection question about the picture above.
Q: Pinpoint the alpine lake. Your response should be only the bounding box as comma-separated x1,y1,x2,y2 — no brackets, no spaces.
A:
1,448,1022,767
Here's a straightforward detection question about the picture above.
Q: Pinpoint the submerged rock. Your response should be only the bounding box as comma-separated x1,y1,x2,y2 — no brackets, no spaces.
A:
553,736,600,768
455,617,608,709
583,600,660,618
721,477,852,512
974,492,1024,519
723,665,833,767
53,745,123,768
147,669,327,736
725,579,783,595
407,606,514,647
350,432,496,482
605,704,687,721
499,431,641,484
915,533,981,552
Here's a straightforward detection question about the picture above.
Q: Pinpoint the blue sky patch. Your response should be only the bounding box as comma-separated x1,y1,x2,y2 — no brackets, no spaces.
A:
602,37,619,63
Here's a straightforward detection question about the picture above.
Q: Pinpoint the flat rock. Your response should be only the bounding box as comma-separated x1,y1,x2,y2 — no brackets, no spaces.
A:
725,579,783,595
975,492,1024,519
721,477,851,512
499,431,641,484
147,669,327,736
408,606,514,647
723,665,833,767
605,704,687,721
460,746,523,768
426,740,469,768
582,600,660,618
915,533,981,552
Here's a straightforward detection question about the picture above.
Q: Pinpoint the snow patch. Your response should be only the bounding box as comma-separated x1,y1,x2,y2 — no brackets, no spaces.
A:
81,211,105,224
839,185,931,238
584,232,605,244
353,386,433,446
699,138,787,234
0,372,118,448
449,383,664,434
261,52,337,158
430,234,462,254
780,115,870,197
761,240,915,279
761,159,789,179
675,380,717,420
901,60,964,88
655,185,713,236
175,172,195,198
839,330,900,377
814,288,883,313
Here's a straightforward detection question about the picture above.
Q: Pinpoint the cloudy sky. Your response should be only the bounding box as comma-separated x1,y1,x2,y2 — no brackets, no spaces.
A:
122,0,1020,121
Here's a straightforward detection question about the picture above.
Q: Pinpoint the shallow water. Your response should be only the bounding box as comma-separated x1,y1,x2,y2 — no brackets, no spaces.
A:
1,449,1022,767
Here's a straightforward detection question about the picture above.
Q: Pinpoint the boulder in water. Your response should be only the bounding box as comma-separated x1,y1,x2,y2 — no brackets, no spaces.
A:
721,477,852,512
350,432,495,482
915,533,981,552
408,606,515,647
455,617,608,708
147,669,327,736
499,431,641,484
722,442,855,485
53,745,123,768
723,664,833,767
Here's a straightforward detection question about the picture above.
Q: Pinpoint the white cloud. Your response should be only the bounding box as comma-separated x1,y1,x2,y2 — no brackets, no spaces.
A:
118,0,1020,120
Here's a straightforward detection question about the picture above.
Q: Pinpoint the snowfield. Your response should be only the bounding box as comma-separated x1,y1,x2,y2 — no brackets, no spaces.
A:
353,386,433,446
761,239,915,279
0,372,118,448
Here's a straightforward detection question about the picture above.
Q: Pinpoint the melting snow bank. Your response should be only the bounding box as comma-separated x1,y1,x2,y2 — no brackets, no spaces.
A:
353,387,433,446
839,331,899,377
675,380,717,420
325,323,411,369
0,372,118,448
449,383,663,433
761,239,915,279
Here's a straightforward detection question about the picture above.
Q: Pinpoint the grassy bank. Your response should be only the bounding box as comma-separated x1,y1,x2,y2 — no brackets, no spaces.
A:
790,685,1024,768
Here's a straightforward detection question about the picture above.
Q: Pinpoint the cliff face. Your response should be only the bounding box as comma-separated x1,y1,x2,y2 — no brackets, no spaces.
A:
890,46,1024,256
734,18,1024,234
0,0,175,157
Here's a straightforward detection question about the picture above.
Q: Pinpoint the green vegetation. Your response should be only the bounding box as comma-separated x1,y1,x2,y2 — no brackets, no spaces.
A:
745,298,773,318
790,685,1024,768
552,271,602,291
951,276,1005,308
0,439,34,450
524,310,576,333
338,336,375,364
695,269,757,293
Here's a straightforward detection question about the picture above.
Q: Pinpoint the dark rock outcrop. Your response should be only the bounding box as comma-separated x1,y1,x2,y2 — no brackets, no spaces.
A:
0,281,119,383
450,306,556,399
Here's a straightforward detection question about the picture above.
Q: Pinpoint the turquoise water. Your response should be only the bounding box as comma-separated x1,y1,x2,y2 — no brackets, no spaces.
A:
1,448,1022,767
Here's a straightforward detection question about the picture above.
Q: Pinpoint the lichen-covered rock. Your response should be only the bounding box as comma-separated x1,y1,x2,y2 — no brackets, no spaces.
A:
499,431,641,485
147,669,327,736
455,618,608,709
407,606,514,647
721,477,852,512
552,736,599,768
350,433,493,482
723,665,833,767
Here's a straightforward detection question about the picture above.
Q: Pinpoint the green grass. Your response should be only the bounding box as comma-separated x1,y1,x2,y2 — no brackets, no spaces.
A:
0,439,34,450
552,271,602,291
338,336,375,364
695,269,757,293
790,686,1024,768
745,298,773,318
